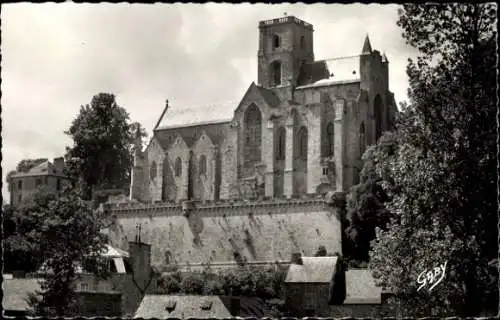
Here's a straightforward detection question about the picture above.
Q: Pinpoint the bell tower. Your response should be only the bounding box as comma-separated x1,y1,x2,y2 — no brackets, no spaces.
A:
257,15,315,89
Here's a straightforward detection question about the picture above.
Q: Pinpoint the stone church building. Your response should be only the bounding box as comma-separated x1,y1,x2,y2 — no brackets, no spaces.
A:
130,15,396,203
108,15,397,269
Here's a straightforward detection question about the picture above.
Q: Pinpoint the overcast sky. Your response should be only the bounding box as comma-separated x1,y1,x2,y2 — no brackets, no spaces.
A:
1,3,419,203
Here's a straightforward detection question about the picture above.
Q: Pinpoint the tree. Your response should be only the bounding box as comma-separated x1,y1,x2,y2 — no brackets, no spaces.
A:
5,188,111,316
369,3,497,317
344,132,396,262
315,245,327,257
2,186,59,274
15,158,49,173
65,93,146,200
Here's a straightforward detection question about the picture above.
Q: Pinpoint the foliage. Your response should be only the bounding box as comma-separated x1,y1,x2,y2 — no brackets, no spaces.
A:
155,266,286,300
3,188,110,316
15,158,48,173
64,93,146,200
344,132,396,262
314,245,327,257
369,3,497,317
2,186,59,273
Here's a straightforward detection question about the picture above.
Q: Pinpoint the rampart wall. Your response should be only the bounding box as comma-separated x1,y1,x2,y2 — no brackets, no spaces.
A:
106,196,343,269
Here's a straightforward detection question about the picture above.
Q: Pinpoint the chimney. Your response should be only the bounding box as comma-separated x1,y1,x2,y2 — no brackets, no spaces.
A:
291,252,302,265
53,157,65,173
128,240,152,291
230,297,241,316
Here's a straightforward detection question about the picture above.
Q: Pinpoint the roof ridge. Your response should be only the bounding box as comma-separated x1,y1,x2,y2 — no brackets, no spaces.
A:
320,54,361,62
170,99,239,111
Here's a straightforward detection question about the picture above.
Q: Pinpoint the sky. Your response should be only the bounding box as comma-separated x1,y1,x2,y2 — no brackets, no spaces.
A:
1,3,420,203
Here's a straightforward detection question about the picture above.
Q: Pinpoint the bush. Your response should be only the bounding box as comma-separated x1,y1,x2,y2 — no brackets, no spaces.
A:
155,265,286,299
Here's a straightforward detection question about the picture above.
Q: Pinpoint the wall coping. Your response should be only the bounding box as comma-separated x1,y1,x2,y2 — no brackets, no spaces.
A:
106,193,345,214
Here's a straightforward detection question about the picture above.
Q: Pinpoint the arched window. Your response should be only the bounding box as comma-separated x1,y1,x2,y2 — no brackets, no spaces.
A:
298,126,308,161
245,104,262,161
199,155,207,176
164,250,172,265
360,122,366,157
270,61,282,86
174,157,182,177
326,122,334,157
374,94,383,141
272,34,280,49
276,127,286,160
150,161,157,180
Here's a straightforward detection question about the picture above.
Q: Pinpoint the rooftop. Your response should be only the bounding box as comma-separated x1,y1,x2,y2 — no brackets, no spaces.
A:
134,295,268,319
296,55,361,89
2,278,42,312
8,159,66,179
285,256,339,283
344,269,383,304
259,15,313,30
155,100,237,130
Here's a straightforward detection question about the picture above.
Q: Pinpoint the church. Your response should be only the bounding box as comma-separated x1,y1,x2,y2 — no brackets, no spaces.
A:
130,15,396,203
108,15,397,269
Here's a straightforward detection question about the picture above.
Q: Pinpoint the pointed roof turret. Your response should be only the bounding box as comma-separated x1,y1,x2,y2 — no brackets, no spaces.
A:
362,34,372,54
381,52,388,63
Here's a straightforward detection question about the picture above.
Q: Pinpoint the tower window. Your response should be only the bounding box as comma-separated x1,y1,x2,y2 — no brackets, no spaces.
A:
175,157,182,177
272,34,280,49
270,61,282,86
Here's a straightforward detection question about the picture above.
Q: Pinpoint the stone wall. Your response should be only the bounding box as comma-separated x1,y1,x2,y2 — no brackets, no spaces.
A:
106,198,342,269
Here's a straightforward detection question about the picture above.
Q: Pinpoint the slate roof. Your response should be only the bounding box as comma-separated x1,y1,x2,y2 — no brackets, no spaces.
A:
154,121,229,150
344,269,383,304
296,61,330,86
101,244,129,258
134,295,268,319
285,256,338,283
9,160,65,179
255,84,281,108
2,278,42,311
156,100,238,130
296,55,361,89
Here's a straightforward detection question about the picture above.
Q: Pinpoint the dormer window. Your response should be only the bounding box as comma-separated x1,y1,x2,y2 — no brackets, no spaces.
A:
165,300,177,313
201,300,213,310
272,34,280,49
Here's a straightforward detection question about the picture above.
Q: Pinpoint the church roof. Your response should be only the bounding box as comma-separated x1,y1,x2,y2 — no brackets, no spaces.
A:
296,55,361,89
255,85,281,108
154,121,229,150
362,34,373,54
296,61,330,86
156,100,237,130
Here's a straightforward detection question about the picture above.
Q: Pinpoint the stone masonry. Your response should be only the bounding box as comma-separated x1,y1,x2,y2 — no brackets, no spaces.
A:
117,15,398,267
